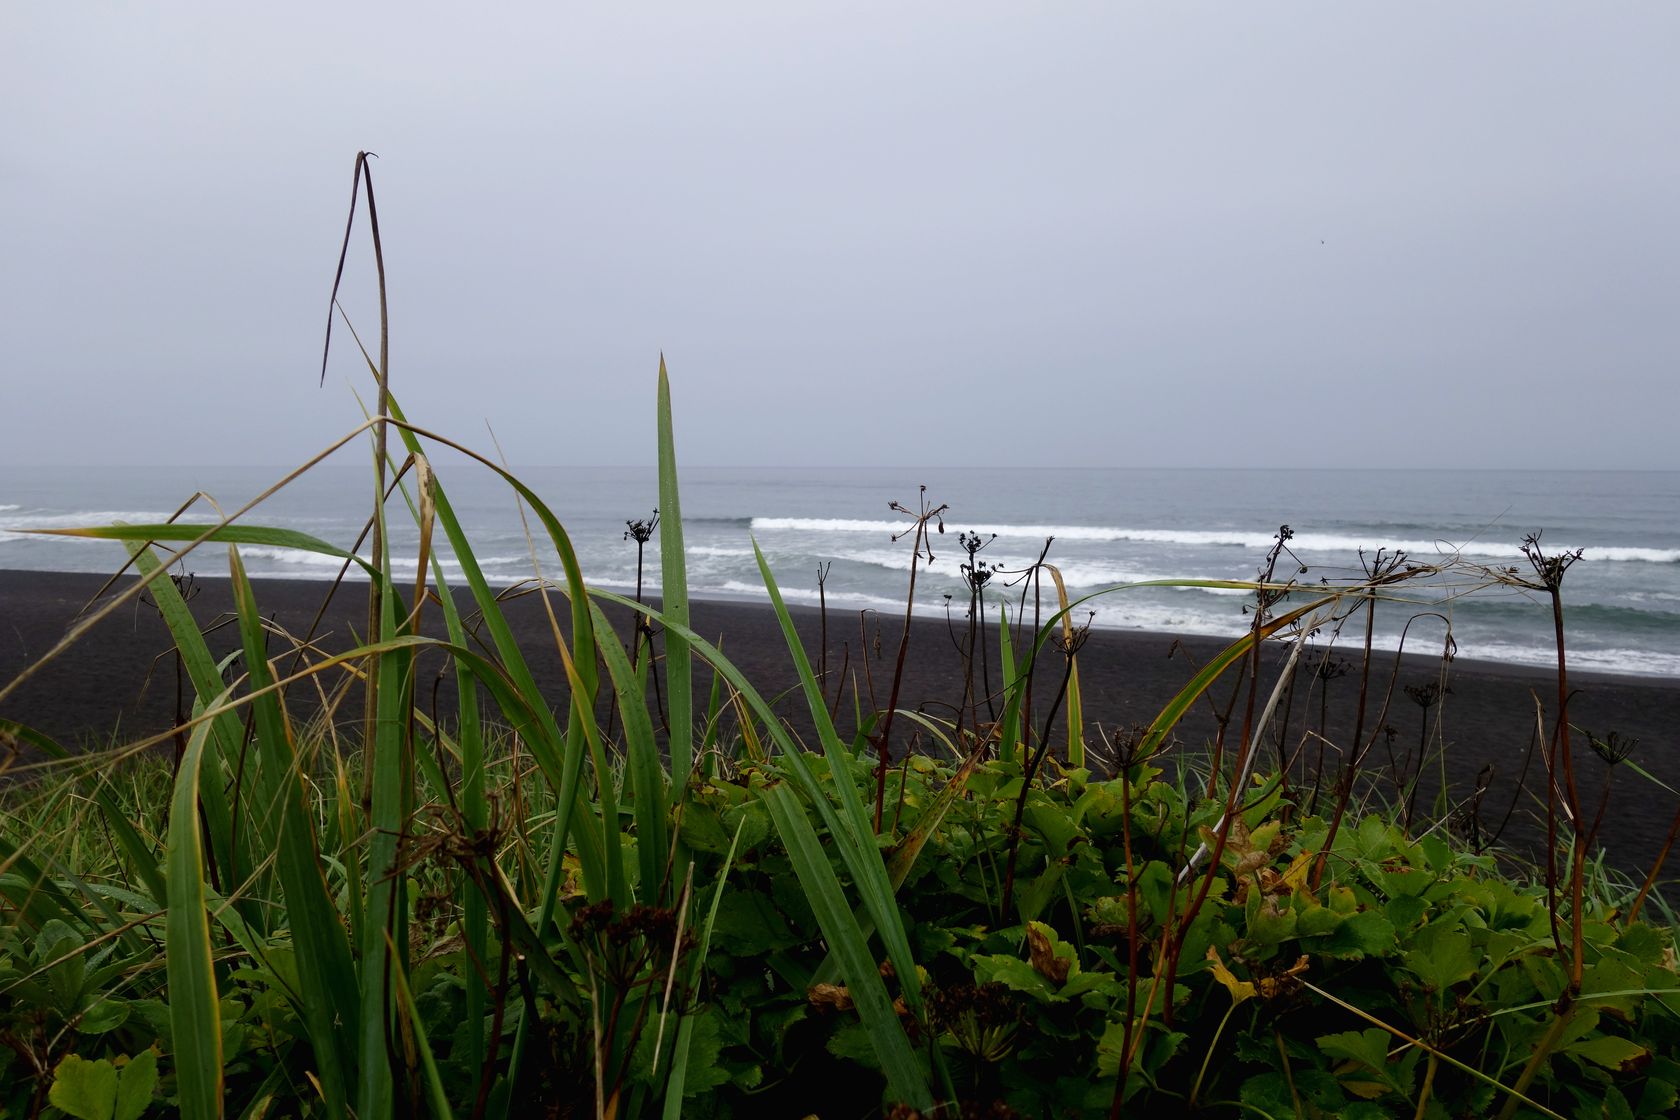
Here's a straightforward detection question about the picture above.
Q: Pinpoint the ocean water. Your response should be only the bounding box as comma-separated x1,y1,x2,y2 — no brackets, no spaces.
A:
2,464,1676,678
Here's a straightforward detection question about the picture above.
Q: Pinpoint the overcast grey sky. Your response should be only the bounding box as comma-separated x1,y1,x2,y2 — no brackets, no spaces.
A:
3,3,1675,469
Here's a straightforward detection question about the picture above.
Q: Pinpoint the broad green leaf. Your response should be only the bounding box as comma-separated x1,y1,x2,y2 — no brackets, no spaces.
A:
1297,902,1341,937
680,787,770,856
43,1049,157,1119
1247,896,1299,946
1636,1075,1679,1117
48,1054,116,1120
1318,1028,1404,1093
112,1049,157,1120
1317,910,1397,959
970,955,1059,1002
1404,927,1478,991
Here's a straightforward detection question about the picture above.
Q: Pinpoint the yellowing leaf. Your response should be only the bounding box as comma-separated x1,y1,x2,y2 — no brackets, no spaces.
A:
1206,947,1256,1003
1280,850,1315,893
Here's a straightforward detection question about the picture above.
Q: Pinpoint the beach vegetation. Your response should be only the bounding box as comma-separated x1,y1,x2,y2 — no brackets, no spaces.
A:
1,158,1676,1118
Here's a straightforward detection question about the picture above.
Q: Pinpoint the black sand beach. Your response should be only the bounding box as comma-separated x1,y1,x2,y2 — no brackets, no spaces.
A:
2,567,1676,883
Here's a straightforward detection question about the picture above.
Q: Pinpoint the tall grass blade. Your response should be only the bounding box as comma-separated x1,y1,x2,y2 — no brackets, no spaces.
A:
657,357,694,794
376,396,609,903
661,818,745,1109
997,603,1019,765
588,599,668,898
1137,596,1329,760
810,743,986,989
125,543,245,911
747,545,926,1007
760,783,931,1109
40,524,376,575
428,556,493,1087
166,697,231,1120
227,548,357,1115
357,580,413,1120
388,938,456,1120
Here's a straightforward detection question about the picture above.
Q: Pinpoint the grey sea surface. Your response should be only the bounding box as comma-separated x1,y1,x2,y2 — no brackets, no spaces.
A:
3,464,1676,678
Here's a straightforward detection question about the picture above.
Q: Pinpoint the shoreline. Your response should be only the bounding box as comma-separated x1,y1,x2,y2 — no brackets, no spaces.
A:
3,567,1677,879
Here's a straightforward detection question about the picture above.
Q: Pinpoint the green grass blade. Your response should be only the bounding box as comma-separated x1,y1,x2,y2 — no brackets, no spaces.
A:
2,721,166,908
378,395,607,902
44,523,376,577
379,448,498,1089
166,696,232,1120
589,600,668,901
997,603,1018,765
429,568,492,1086
125,543,245,915
0,827,95,933
747,543,869,840
357,579,413,1120
598,583,931,1047
660,1015,699,1120
747,545,926,1006
1065,656,1084,767
661,816,746,1110
227,548,357,1116
658,357,694,793
700,656,726,780
1136,596,1328,760
810,743,986,988
388,939,456,1120
761,783,930,1109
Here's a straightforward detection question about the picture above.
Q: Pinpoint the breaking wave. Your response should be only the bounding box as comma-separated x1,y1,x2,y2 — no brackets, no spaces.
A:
748,518,1678,563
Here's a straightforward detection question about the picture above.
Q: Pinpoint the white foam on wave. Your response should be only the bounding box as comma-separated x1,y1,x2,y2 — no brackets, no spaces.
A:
235,545,354,568
712,579,905,612
0,504,19,513
821,547,1253,595
234,546,488,577
1592,546,1680,563
688,545,757,559
1446,639,1680,678
749,518,1679,564
1078,602,1250,638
